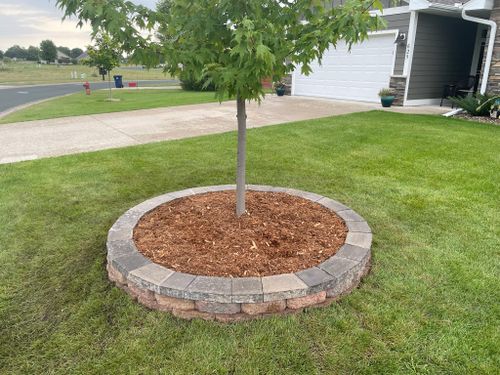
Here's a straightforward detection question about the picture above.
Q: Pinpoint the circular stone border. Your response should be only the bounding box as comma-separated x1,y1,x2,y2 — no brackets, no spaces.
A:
106,185,372,322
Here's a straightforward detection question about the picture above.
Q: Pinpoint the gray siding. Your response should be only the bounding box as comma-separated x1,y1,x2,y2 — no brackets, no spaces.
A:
407,13,477,100
384,13,411,75
322,5,410,75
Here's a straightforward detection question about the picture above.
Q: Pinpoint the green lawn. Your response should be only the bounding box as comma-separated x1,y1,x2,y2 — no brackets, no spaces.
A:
0,61,170,85
0,112,498,374
0,89,219,124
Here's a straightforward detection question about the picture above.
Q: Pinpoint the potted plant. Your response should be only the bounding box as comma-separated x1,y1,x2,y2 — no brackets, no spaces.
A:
274,80,286,96
378,88,396,107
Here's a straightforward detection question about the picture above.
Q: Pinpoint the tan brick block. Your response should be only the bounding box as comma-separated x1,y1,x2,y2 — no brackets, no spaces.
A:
138,295,159,310
195,301,241,314
241,300,286,315
107,264,126,285
287,291,326,310
128,283,155,303
155,294,195,311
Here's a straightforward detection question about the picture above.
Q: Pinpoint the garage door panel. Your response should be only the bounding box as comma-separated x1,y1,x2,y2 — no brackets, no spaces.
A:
295,71,392,83
293,33,397,102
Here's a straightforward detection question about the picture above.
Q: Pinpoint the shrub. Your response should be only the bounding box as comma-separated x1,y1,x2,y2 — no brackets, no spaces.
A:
179,72,215,91
273,80,286,90
449,93,495,116
378,88,395,97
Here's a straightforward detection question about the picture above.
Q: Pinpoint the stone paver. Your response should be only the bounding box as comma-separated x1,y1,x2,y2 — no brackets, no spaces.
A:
0,96,449,164
345,232,373,249
319,257,358,278
128,263,174,291
262,273,308,301
346,221,372,233
296,267,336,293
159,272,196,299
231,278,264,303
335,244,371,263
112,253,150,277
106,239,137,261
185,276,232,302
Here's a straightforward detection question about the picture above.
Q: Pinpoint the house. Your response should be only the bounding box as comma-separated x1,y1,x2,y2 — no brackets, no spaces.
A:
291,0,500,105
76,51,89,62
56,50,71,64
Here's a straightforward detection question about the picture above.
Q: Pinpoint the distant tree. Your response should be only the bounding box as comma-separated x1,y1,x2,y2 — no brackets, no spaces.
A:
26,46,40,61
5,45,28,59
83,34,122,100
70,48,84,59
40,40,58,63
57,46,71,57
0,50,3,60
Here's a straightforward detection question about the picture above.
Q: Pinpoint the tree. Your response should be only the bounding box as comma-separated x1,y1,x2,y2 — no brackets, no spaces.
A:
0,50,4,60
26,46,40,61
40,40,57,63
70,48,84,59
83,34,122,100
5,45,28,59
57,0,383,217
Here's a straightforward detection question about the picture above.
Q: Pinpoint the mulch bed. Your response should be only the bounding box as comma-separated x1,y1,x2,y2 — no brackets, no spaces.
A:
133,191,348,277
453,113,500,125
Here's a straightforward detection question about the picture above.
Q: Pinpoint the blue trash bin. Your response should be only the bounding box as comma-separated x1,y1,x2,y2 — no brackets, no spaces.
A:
113,75,124,88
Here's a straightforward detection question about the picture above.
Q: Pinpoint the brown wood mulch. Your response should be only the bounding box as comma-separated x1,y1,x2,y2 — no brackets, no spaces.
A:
133,191,348,277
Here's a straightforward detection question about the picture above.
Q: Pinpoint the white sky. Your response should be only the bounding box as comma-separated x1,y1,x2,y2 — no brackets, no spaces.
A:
0,0,157,51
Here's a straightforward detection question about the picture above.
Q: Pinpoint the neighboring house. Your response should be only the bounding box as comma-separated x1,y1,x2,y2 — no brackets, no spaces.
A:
57,50,71,64
76,51,89,62
292,0,500,105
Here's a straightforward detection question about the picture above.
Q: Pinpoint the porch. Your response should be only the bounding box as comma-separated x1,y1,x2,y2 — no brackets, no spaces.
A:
403,0,496,106
405,12,487,105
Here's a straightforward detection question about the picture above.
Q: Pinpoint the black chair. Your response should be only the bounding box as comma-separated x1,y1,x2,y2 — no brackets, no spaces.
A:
440,84,457,107
456,75,477,98
440,76,477,107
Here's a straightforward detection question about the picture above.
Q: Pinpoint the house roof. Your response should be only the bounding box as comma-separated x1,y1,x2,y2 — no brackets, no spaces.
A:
76,51,89,61
57,50,70,59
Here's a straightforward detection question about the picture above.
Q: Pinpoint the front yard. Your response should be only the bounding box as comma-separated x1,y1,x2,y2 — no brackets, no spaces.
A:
0,112,498,374
0,89,220,124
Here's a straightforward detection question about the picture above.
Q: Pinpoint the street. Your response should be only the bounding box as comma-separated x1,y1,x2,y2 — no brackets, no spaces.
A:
0,79,178,113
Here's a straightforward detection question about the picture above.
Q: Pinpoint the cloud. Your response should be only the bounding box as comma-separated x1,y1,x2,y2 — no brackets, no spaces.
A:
0,2,91,50
0,0,160,51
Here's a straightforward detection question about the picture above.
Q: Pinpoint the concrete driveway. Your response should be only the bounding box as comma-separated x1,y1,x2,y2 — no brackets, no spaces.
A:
0,96,449,164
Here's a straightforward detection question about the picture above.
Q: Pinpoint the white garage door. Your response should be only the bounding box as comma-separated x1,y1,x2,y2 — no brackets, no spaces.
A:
292,31,397,102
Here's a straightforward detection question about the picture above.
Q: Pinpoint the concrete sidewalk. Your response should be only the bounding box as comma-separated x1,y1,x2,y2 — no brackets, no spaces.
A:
0,96,449,164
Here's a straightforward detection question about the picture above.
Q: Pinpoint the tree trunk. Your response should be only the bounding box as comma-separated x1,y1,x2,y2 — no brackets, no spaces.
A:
236,96,247,217
108,72,112,101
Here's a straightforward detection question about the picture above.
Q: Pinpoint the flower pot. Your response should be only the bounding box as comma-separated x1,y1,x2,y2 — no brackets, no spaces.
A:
276,87,286,96
380,96,395,107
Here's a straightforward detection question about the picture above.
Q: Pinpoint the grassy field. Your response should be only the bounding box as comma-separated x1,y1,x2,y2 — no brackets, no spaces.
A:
0,61,170,85
0,112,498,374
0,89,219,124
